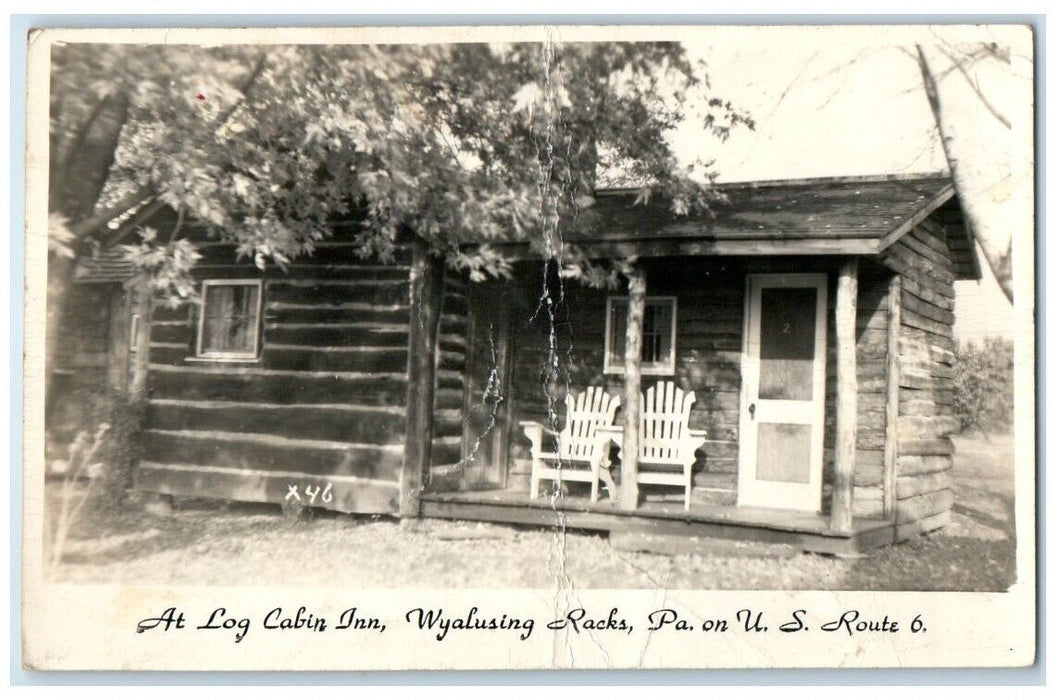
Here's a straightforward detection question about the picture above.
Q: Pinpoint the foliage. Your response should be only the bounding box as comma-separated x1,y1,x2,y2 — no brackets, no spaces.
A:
953,336,1014,434
51,389,147,511
47,422,109,571
50,41,752,301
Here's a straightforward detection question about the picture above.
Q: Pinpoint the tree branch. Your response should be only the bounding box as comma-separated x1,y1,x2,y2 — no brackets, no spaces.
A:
915,44,1013,303
214,52,269,132
73,51,271,240
935,44,1011,129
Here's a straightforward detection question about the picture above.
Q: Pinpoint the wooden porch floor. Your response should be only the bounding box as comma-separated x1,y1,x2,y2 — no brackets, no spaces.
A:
420,489,896,556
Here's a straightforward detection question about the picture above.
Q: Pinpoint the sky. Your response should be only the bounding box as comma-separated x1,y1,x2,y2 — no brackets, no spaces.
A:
657,25,1029,340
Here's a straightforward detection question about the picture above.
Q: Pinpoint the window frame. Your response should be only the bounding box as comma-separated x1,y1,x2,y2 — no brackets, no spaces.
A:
194,279,264,360
603,295,678,376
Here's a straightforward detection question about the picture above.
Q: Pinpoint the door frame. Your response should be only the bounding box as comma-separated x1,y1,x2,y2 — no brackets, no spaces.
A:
737,272,828,512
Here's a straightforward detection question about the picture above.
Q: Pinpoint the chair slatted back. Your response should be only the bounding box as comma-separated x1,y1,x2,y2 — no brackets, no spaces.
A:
557,386,621,460
639,381,696,464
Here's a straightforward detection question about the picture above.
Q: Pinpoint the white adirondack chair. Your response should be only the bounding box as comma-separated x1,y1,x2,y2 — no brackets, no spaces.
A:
521,386,621,502
635,381,707,510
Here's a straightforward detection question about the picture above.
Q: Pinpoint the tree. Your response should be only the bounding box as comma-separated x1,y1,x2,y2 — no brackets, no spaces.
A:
47,40,751,395
913,39,1025,304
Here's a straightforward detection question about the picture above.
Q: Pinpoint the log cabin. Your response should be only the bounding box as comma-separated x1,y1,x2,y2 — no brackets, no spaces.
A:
109,172,975,555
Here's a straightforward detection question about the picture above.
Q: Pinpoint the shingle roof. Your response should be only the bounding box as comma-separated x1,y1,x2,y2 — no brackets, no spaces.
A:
585,173,954,243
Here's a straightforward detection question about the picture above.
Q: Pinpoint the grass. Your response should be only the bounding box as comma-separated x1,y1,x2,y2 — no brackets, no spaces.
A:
44,433,1018,591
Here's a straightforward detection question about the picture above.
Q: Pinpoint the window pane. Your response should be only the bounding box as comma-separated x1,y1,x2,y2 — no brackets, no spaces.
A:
201,284,259,354
607,298,674,371
758,287,816,400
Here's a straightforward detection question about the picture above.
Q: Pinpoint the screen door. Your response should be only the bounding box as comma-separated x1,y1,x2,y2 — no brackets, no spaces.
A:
737,274,828,512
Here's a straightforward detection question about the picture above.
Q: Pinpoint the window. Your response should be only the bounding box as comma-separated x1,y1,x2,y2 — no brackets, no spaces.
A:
604,296,676,375
196,280,263,359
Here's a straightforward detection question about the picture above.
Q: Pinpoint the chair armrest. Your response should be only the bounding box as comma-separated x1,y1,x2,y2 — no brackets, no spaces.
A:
684,429,710,454
520,421,546,453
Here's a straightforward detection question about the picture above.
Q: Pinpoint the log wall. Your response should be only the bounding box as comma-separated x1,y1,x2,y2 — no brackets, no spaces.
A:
430,275,470,484
881,220,958,538
138,240,416,514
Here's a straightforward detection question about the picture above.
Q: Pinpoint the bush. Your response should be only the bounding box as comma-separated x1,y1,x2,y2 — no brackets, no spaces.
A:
51,389,146,511
953,337,1014,434
93,392,147,510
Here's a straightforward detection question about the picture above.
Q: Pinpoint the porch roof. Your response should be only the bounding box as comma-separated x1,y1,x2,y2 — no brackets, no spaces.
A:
531,173,977,279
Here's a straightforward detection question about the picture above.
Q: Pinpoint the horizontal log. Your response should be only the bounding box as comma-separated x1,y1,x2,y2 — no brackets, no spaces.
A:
435,388,465,411
143,429,405,481
897,471,954,499
151,323,193,344
900,325,956,353
853,495,885,519
266,280,408,306
262,345,408,373
897,454,953,477
899,387,955,407
886,241,956,284
900,291,956,326
899,371,955,391
854,451,886,487
896,488,954,524
263,322,409,347
900,340,947,363
899,437,955,456
901,308,954,338
915,218,950,248
899,399,954,416
149,364,408,405
265,302,409,325
901,230,952,267
900,277,954,311
894,509,951,541
136,461,401,514
147,399,406,444
898,414,959,437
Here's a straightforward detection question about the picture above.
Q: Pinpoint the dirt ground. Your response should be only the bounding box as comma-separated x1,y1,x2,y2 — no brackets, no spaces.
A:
44,434,1018,591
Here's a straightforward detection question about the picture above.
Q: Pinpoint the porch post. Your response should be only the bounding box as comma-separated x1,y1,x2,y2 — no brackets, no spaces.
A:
831,258,859,532
619,266,646,511
401,240,444,517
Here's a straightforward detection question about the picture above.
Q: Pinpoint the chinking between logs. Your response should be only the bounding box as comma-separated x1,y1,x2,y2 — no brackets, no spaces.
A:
405,607,535,641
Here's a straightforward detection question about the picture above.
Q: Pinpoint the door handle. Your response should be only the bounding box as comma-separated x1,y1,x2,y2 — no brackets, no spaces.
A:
748,403,756,419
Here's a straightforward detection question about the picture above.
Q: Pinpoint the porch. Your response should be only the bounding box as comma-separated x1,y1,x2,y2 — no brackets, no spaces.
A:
400,176,965,552
412,253,896,553
420,488,896,556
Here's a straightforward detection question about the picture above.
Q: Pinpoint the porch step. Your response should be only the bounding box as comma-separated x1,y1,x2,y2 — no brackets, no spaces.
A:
609,532,798,559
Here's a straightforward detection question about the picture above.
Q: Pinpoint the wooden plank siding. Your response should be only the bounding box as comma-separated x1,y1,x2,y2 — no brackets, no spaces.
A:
137,242,416,515
880,225,958,539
